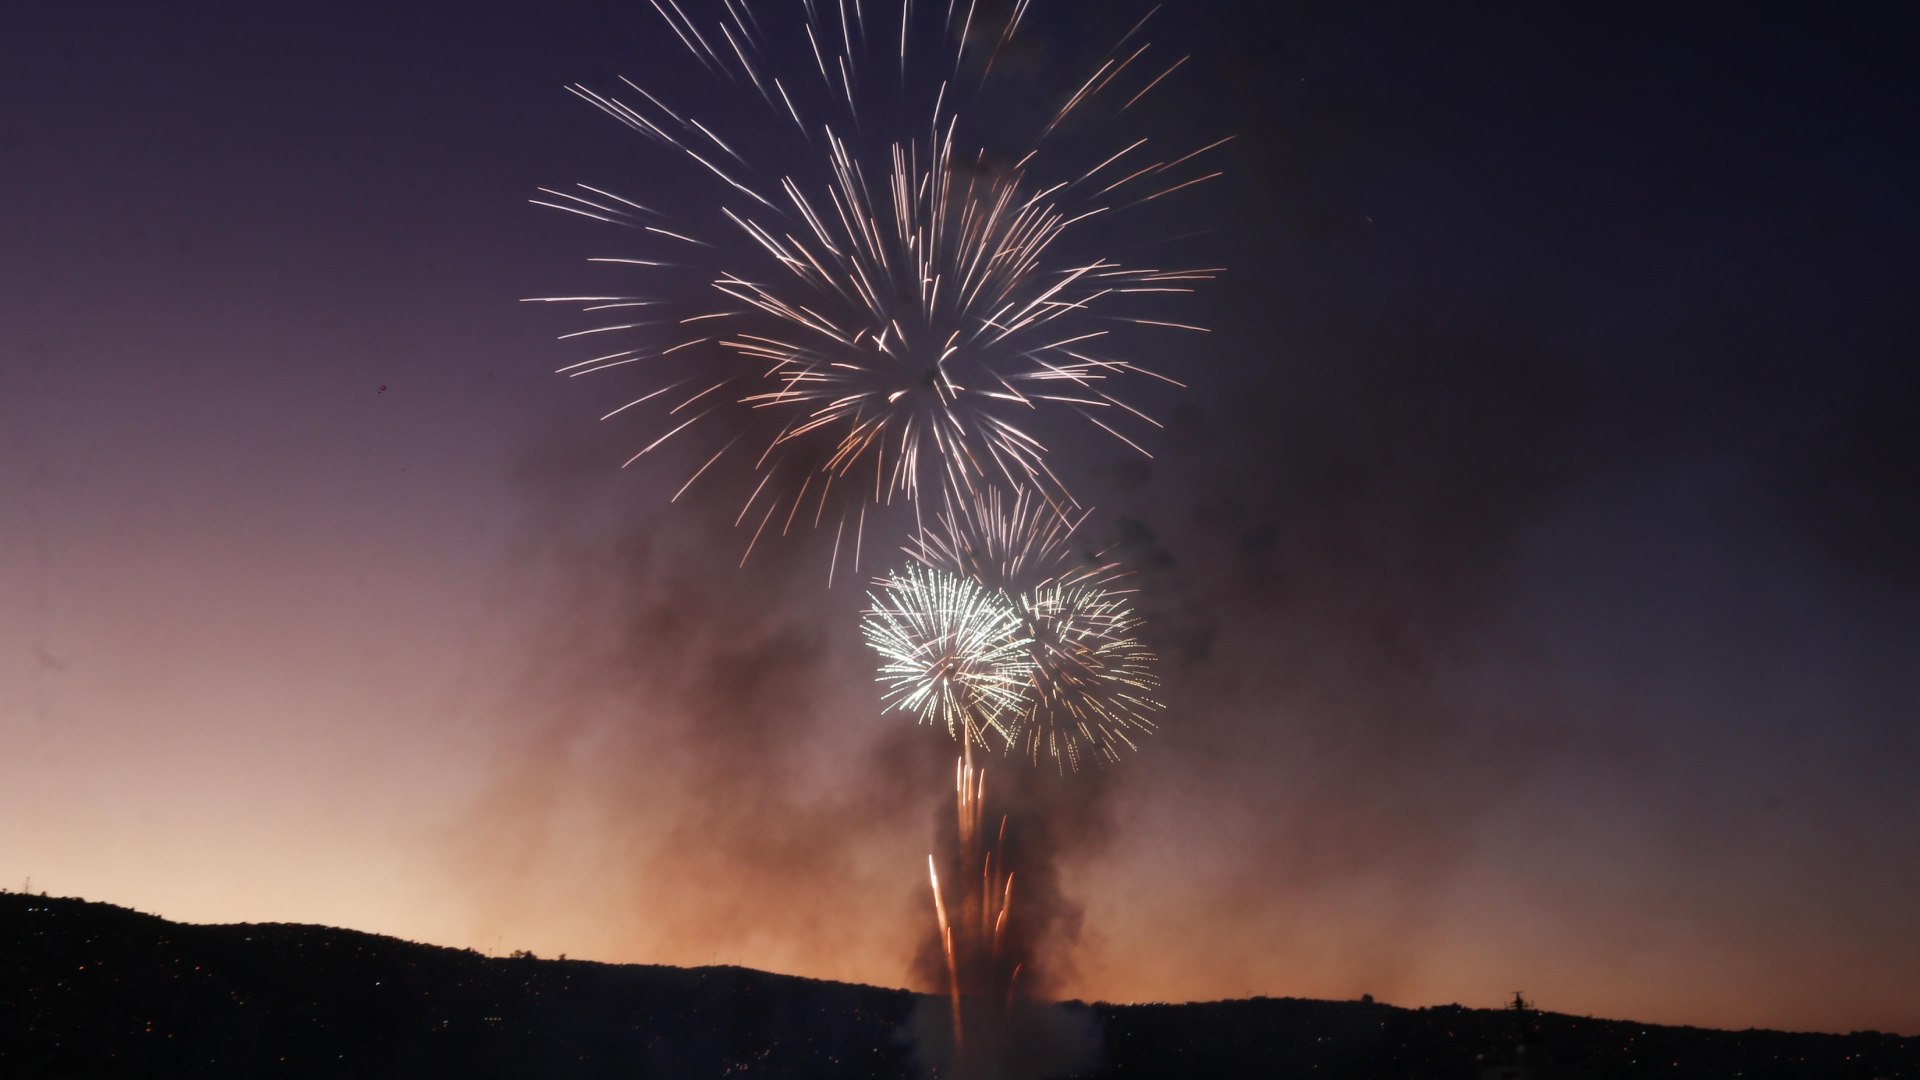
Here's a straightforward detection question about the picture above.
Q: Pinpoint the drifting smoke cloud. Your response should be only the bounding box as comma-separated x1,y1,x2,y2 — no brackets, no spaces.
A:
461,0,1604,1031
455,424,941,978
457,11,1196,1074
454,424,1123,1054
909,761,1114,1079
1087,305,1590,999
914,765,1119,1002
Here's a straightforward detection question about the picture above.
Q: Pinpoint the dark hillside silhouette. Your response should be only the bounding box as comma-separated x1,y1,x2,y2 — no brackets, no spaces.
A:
3,893,1912,1078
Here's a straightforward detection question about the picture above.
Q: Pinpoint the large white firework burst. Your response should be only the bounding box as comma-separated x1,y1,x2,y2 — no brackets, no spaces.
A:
862,564,1034,747
530,0,1225,575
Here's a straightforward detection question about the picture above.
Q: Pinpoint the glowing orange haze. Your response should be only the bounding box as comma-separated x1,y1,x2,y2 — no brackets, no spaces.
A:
9,770,1908,1038
6,641,1913,1039
3,517,1914,1039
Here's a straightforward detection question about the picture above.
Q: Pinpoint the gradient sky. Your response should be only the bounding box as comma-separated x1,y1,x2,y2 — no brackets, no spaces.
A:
4,0,1916,1037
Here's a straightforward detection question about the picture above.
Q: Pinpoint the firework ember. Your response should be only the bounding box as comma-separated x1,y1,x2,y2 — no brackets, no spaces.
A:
532,0,1223,573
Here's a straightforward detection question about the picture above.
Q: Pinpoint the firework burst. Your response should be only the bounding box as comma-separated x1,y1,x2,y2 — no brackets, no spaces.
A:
910,486,1163,770
531,0,1224,575
861,564,1033,748
1013,579,1162,770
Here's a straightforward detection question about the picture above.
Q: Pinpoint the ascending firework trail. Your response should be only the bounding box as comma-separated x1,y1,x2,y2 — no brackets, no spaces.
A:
860,543,1162,1075
861,563,1030,1075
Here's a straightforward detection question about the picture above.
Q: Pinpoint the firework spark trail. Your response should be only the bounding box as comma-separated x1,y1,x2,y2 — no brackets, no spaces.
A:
909,486,1165,770
534,0,1223,572
926,745,1021,1074
928,854,964,1047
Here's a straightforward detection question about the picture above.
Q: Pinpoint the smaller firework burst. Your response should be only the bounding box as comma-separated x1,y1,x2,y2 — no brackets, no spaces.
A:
1014,579,1162,771
862,564,1033,748
909,486,1163,770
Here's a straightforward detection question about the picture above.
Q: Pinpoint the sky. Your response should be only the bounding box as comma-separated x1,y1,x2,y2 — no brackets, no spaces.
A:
3,0,1916,1037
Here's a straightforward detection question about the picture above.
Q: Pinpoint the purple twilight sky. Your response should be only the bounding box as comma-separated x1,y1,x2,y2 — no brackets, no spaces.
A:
2,0,1916,1035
